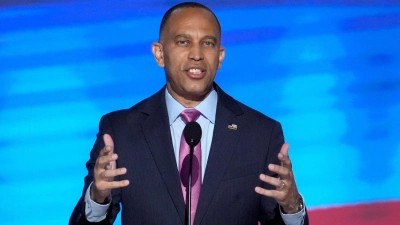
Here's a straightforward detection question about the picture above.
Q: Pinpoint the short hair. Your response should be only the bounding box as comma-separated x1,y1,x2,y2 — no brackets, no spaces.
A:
159,2,221,40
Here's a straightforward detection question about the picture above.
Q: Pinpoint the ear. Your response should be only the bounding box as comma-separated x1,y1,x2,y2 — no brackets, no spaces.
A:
152,42,165,67
217,46,225,70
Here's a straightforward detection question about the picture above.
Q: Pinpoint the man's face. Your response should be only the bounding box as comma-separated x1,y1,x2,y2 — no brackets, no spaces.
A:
152,7,225,105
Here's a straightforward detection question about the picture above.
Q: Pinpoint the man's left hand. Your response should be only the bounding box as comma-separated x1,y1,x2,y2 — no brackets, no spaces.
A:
255,143,302,214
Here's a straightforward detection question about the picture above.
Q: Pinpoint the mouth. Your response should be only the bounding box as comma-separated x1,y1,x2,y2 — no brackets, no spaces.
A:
186,67,205,78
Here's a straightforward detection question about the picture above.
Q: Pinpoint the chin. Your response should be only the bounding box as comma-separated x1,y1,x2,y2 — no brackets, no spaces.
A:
186,85,211,95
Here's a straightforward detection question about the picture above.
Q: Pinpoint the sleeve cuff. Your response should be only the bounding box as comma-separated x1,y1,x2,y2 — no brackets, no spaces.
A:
84,182,111,222
279,194,306,225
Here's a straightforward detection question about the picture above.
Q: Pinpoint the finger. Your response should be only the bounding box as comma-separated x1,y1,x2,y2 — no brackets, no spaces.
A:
97,153,118,168
254,187,284,201
96,179,130,191
103,134,114,148
98,145,112,158
280,143,289,157
100,167,127,180
98,134,114,157
259,174,284,190
278,143,292,169
268,164,290,179
103,134,114,151
105,160,116,170
96,134,115,169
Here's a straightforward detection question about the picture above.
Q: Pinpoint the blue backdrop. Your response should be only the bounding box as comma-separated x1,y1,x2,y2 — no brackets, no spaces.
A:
1,0,399,224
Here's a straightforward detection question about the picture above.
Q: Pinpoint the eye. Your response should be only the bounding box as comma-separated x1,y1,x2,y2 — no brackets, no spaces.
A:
203,41,215,47
177,40,189,46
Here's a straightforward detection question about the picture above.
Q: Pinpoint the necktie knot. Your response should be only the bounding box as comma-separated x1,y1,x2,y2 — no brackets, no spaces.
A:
180,108,201,124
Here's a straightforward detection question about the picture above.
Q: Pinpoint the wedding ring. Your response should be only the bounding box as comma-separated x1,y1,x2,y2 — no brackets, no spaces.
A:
280,181,285,190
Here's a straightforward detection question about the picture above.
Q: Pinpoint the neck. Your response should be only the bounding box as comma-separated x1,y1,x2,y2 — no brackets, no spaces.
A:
166,86,211,108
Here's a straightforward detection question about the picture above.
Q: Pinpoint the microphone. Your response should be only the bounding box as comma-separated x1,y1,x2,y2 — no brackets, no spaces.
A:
182,121,202,225
183,121,202,147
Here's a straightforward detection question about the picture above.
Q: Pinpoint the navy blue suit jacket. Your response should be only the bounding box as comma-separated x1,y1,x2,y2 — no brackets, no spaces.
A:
70,83,308,225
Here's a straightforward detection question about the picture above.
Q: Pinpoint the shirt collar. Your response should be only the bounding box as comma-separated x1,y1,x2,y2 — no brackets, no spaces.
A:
165,87,218,125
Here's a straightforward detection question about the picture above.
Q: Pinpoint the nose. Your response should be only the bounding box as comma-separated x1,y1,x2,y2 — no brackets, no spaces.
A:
188,44,204,61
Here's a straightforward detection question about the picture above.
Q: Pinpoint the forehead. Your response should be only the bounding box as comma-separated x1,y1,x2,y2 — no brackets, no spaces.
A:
161,7,220,38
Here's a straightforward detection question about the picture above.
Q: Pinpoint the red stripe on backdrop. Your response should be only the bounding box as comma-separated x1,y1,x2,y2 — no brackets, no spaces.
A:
308,201,400,225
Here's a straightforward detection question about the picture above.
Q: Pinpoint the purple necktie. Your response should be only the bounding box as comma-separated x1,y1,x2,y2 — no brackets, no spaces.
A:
179,109,201,225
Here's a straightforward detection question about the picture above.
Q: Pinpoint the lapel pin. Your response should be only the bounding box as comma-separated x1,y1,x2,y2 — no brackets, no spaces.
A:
228,123,237,130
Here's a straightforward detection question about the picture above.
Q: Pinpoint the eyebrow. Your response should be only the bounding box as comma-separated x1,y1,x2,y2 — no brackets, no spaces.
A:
174,34,191,40
174,34,218,43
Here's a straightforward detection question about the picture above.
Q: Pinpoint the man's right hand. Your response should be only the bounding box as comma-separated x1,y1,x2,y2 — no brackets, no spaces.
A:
90,134,130,204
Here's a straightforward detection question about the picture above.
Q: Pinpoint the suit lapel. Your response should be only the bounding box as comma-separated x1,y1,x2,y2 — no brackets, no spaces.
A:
194,86,244,225
140,88,186,224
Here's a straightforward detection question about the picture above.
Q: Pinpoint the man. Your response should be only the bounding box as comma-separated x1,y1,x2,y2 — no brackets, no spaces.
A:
70,2,309,225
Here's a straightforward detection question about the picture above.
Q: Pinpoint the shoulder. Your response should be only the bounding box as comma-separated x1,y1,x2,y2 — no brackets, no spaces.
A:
101,87,166,124
234,99,283,137
240,101,279,124
215,83,280,127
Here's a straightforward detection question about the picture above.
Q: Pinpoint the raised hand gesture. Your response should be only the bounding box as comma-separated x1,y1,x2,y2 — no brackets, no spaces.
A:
90,134,130,203
255,143,302,214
